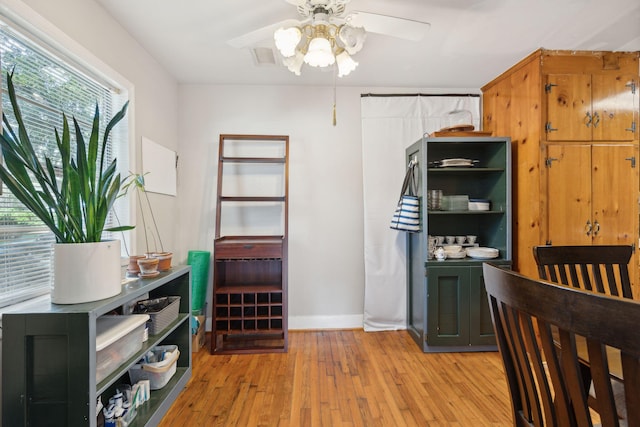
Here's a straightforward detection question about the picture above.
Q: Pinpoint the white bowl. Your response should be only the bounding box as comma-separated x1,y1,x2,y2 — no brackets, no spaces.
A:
444,245,462,254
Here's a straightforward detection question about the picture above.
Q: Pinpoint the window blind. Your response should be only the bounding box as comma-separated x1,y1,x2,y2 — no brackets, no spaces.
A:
0,21,125,308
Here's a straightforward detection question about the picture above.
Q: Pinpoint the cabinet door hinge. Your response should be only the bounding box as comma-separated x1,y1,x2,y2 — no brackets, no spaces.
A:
626,121,637,134
626,80,637,95
632,243,636,253
545,240,552,245
545,157,558,167
545,122,558,133
545,83,558,93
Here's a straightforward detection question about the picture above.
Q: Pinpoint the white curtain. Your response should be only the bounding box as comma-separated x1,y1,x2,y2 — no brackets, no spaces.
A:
361,94,480,331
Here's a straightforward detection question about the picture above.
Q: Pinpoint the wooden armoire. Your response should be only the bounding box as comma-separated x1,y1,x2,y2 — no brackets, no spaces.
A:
482,49,640,296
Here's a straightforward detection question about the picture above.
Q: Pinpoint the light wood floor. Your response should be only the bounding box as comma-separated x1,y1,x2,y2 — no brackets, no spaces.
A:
159,330,513,426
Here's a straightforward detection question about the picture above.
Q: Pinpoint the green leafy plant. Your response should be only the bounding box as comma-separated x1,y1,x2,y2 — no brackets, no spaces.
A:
0,71,132,243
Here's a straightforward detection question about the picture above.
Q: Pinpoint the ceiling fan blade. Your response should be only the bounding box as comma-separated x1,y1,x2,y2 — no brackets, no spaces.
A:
227,19,301,48
346,11,430,41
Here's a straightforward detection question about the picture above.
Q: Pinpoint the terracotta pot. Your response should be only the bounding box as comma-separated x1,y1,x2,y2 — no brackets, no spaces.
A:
137,257,159,276
127,255,146,275
151,251,173,272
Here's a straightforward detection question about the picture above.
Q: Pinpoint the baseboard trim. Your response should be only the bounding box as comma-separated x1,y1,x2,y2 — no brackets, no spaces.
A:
288,314,363,330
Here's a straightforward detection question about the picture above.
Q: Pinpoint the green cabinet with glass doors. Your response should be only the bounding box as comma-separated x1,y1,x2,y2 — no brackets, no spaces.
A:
405,136,512,352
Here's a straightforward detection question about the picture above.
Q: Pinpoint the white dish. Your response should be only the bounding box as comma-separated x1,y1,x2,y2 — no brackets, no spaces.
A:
446,251,467,259
438,158,478,167
466,247,499,259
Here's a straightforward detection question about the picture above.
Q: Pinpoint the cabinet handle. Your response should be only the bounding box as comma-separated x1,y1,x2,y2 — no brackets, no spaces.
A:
585,112,593,127
592,112,600,128
585,220,592,236
545,122,558,133
626,157,636,168
593,221,600,236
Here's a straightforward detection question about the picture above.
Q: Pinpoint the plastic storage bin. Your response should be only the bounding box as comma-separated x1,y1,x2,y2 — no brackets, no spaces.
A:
96,314,149,383
133,296,181,335
441,195,469,211
128,345,180,390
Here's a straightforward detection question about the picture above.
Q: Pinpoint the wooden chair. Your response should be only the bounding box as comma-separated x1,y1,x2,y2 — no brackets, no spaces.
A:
532,245,633,299
533,245,635,419
483,263,640,427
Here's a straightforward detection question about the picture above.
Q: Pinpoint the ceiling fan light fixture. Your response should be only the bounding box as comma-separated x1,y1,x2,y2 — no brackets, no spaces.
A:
338,25,366,55
335,49,358,77
274,27,302,57
282,50,305,76
304,36,335,67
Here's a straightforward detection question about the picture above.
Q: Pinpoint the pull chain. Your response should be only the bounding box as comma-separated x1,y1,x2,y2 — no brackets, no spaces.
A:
332,71,337,126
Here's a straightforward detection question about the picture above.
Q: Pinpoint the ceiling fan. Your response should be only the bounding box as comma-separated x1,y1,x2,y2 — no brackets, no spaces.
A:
227,0,431,76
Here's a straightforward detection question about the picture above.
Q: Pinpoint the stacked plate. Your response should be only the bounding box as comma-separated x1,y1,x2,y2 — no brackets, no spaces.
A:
466,247,499,259
434,158,479,167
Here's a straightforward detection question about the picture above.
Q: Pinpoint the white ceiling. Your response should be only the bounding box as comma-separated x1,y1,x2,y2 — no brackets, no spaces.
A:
96,0,640,88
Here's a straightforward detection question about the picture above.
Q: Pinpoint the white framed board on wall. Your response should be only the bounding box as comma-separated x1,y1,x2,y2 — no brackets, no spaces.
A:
142,137,177,196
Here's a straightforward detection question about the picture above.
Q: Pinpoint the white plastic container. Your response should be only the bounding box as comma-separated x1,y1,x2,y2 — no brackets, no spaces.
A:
96,314,149,383
468,198,491,211
128,345,180,390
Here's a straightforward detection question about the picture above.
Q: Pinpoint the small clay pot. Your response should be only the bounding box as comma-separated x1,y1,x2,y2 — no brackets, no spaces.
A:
151,252,173,272
127,255,146,275
137,257,159,276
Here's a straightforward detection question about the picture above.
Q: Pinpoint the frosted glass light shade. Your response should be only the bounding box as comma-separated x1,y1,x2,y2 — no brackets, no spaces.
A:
304,37,335,67
336,50,358,77
274,27,302,57
338,25,366,55
283,50,305,75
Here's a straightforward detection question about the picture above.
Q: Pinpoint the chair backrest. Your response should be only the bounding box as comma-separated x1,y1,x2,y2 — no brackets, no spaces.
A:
483,263,640,427
533,245,633,299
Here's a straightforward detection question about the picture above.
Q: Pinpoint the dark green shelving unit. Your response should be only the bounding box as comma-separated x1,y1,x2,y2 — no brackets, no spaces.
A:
406,136,512,352
2,265,192,426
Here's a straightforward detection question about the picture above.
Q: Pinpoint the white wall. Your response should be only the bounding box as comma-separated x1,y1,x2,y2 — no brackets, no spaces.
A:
178,86,479,330
178,85,367,329
20,0,180,258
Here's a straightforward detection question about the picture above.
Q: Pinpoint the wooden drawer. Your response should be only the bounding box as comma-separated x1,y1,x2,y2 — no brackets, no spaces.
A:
214,236,283,259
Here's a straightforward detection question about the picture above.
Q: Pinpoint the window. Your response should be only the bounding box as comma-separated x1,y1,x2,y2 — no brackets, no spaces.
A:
0,20,129,308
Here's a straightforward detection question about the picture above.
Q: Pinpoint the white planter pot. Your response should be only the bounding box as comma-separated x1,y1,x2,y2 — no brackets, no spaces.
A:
52,240,122,304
